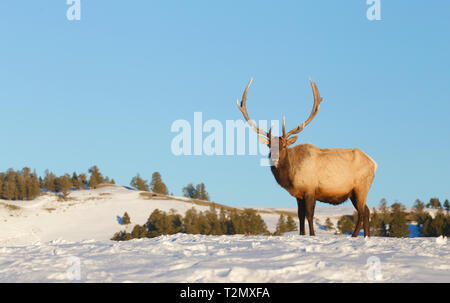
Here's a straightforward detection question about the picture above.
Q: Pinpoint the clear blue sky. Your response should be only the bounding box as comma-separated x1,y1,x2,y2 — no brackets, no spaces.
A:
1,1,449,207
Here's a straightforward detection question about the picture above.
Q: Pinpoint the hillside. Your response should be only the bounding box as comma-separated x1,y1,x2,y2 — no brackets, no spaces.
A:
0,185,296,246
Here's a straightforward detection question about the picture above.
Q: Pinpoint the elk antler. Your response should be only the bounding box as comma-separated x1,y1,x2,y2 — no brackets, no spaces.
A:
236,78,270,138
285,78,323,138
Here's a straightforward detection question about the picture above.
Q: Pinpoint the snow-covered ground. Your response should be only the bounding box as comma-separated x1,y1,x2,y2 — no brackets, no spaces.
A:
0,186,448,283
1,234,448,282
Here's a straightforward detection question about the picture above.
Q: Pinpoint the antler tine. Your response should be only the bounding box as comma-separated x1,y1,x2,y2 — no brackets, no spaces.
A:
236,78,269,138
285,78,323,138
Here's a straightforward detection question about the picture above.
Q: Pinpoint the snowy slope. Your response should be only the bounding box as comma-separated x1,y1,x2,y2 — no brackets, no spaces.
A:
0,186,448,283
0,234,448,282
0,185,287,246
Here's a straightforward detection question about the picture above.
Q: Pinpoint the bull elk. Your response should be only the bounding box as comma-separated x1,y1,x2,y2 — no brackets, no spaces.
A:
237,78,377,237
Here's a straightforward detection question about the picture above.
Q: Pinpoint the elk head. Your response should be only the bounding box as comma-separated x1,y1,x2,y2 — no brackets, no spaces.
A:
236,78,323,167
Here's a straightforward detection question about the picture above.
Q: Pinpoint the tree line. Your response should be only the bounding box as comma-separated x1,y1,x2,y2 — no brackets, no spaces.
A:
129,172,210,201
0,166,115,200
111,206,273,241
327,198,450,237
0,166,211,203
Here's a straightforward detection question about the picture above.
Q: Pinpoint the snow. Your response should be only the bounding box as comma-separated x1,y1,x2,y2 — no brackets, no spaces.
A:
0,186,448,283
1,234,448,283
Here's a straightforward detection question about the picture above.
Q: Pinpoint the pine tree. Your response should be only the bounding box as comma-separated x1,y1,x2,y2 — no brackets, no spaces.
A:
130,173,150,191
182,183,196,199
428,198,441,209
274,214,287,235
88,166,104,189
183,208,200,234
198,183,210,201
204,205,223,235
444,200,450,212
79,173,88,187
337,215,355,235
56,174,72,196
71,172,82,190
370,208,384,236
240,209,268,235
131,225,148,238
422,209,449,237
122,212,131,225
285,216,298,232
389,203,410,238
150,172,168,195
42,170,56,192
412,199,428,231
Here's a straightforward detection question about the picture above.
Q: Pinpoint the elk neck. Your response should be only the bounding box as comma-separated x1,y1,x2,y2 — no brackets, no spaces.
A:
270,147,293,190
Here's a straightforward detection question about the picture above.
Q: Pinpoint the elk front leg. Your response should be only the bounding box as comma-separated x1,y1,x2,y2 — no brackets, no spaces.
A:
296,198,306,235
304,194,316,236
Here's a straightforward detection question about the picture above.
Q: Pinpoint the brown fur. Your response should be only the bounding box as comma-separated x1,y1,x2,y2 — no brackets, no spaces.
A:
270,142,377,237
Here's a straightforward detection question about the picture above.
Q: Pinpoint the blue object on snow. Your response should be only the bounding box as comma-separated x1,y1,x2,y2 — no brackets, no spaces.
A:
117,216,124,225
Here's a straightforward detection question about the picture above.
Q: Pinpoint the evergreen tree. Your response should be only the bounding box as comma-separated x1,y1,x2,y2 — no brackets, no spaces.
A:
239,209,268,235
71,172,82,190
182,183,196,199
42,170,56,192
183,208,200,234
274,214,287,235
111,230,133,241
198,183,210,201
412,199,428,232
122,212,131,225
370,208,384,236
388,203,410,238
130,173,150,191
78,173,88,187
29,170,41,199
286,216,298,232
150,172,168,195
56,174,72,196
131,225,148,238
204,205,223,235
379,199,392,236
337,215,355,234
88,166,104,189
144,209,180,237
183,183,210,201
427,198,441,209
422,209,449,237
444,200,450,212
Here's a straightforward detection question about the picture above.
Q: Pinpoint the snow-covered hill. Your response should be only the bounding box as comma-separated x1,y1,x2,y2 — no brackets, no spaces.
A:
0,185,294,246
0,186,448,283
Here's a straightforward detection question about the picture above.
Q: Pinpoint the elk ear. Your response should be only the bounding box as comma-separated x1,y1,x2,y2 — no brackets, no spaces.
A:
258,136,270,146
286,136,298,146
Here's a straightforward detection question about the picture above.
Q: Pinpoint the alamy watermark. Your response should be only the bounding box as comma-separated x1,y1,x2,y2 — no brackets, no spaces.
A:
170,112,280,166
64,1,380,22
66,256,81,281
366,0,381,21
66,0,81,21
366,256,383,281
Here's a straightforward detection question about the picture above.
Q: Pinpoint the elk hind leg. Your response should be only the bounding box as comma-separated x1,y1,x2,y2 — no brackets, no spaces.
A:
350,190,370,237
